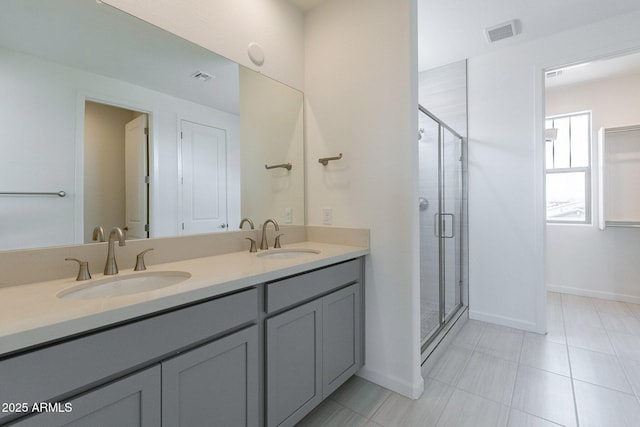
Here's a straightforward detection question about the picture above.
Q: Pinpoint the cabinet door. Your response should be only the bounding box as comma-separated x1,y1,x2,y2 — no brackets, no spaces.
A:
12,366,161,427
322,283,361,397
266,299,322,427
161,325,258,427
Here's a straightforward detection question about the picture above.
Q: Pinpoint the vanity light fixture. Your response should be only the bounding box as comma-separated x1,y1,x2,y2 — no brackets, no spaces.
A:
192,70,215,81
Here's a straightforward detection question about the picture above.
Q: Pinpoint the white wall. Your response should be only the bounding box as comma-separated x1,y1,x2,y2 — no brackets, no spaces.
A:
305,0,422,398
239,67,305,226
546,72,640,302
0,46,239,250
0,47,77,250
102,0,305,90
466,10,640,332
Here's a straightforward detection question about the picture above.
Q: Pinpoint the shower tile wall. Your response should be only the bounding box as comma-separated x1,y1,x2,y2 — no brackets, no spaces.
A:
418,60,468,136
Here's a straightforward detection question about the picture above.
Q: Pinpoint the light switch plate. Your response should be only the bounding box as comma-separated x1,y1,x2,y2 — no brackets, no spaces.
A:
322,207,333,225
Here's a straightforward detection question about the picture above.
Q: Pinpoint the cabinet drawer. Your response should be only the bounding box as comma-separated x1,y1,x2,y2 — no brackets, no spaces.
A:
266,259,361,313
11,366,161,427
0,288,257,423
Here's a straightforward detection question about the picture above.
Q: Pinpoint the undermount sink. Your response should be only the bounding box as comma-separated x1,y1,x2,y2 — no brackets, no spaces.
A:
256,248,321,259
58,271,191,300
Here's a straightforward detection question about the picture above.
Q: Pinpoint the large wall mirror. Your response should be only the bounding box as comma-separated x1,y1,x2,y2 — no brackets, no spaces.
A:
0,0,304,251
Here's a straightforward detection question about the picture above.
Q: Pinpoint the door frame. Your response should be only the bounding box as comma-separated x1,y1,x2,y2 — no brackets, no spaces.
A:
74,91,154,243
535,46,640,334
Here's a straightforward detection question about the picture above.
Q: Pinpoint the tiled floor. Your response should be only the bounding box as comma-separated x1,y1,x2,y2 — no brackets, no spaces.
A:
297,292,640,426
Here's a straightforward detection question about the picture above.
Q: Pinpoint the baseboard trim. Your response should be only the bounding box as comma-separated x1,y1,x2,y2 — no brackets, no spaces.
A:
356,366,424,400
547,284,640,305
469,310,538,332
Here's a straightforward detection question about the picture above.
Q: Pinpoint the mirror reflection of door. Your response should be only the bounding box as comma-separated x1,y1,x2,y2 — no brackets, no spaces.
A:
180,120,228,234
83,101,149,242
125,115,149,239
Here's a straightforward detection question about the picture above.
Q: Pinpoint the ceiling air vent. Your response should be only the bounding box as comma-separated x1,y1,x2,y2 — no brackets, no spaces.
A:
485,20,518,43
192,70,214,81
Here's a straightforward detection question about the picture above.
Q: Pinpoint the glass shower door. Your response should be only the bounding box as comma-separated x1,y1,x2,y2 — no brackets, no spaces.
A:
441,128,462,323
419,105,464,351
419,115,442,340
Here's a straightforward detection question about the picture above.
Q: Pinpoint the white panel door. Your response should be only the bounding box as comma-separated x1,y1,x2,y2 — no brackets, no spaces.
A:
181,120,227,234
125,114,148,240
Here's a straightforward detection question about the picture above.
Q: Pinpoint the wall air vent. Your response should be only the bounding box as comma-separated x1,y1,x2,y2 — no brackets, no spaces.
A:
545,70,563,78
485,20,519,43
192,70,215,81
545,128,558,142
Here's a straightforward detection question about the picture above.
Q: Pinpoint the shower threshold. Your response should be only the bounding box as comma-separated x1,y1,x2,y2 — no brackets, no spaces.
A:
421,305,467,365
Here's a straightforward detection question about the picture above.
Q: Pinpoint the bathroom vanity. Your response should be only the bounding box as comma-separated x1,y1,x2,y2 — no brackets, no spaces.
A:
0,240,367,427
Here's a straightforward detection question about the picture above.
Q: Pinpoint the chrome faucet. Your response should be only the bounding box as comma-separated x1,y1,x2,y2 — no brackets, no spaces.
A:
260,219,279,250
239,218,255,230
104,227,125,275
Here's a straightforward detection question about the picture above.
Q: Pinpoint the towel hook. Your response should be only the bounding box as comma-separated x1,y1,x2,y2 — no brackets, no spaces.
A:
265,163,292,171
318,153,343,166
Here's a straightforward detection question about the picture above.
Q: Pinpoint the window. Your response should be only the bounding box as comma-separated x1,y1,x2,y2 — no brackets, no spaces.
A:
545,112,591,223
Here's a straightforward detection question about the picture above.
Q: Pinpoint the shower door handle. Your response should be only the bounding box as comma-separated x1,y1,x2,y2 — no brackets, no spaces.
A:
433,213,455,238
442,213,455,238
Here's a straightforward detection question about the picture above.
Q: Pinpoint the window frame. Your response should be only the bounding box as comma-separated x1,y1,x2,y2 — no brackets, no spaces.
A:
545,111,592,225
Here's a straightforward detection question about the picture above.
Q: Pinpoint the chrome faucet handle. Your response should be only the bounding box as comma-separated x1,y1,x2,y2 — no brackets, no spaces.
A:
245,238,257,253
65,258,91,281
274,234,284,249
134,248,154,271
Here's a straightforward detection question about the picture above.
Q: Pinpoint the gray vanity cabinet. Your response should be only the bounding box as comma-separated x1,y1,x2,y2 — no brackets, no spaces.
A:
322,283,361,397
162,325,259,427
0,288,259,426
1,258,365,427
266,299,323,427
265,259,363,427
11,366,161,427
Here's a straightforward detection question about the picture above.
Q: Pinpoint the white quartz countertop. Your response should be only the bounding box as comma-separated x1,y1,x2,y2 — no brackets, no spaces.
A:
0,241,368,356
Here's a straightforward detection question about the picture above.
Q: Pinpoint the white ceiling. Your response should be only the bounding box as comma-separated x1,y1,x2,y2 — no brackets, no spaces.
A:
418,0,640,71
0,0,240,114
